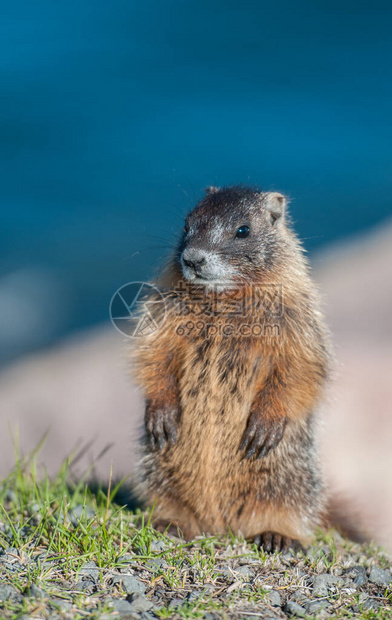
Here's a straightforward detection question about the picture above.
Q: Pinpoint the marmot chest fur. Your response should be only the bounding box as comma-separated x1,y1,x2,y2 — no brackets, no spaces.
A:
132,185,331,550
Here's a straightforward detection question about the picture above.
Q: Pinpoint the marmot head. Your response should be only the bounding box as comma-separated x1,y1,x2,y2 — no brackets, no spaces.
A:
177,186,289,288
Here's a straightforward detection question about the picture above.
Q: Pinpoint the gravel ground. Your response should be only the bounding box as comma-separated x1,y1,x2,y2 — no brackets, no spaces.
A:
1,460,391,620
1,499,392,620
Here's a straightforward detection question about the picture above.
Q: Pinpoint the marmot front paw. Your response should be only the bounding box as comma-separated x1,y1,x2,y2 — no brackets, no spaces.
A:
239,413,287,459
145,403,180,450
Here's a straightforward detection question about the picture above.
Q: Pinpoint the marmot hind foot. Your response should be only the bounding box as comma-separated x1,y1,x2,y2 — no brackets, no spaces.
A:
254,531,303,554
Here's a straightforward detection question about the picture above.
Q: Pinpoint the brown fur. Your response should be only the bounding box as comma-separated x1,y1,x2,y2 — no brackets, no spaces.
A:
131,186,331,547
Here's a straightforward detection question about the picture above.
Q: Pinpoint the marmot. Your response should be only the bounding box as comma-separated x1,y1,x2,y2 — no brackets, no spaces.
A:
131,186,331,551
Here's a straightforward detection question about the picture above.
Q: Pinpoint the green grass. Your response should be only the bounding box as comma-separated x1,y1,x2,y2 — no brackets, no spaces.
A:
0,445,391,619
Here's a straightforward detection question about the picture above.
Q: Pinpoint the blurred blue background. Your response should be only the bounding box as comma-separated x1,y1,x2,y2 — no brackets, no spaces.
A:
1,0,392,364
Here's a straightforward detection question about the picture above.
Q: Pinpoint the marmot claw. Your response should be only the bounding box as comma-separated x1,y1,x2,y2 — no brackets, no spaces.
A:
145,403,180,450
239,413,288,459
254,531,301,553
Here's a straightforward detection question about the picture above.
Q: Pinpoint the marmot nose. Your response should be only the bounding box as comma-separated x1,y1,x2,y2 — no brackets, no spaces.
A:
182,249,207,273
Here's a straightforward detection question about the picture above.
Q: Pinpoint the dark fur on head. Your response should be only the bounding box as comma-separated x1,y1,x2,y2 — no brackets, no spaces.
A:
177,186,293,286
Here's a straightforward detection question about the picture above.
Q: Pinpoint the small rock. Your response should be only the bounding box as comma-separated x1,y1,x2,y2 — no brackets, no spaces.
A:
0,521,10,536
152,587,165,601
306,546,330,562
269,590,282,607
27,503,42,523
80,560,99,582
369,566,391,586
306,600,330,615
312,574,330,597
297,569,308,578
69,505,96,526
118,574,147,595
238,556,258,566
4,561,23,573
1,547,20,564
363,598,382,611
74,579,95,592
0,584,19,602
284,601,307,617
5,490,17,503
234,565,255,580
344,565,367,587
146,557,168,570
112,599,136,615
19,526,33,541
186,590,203,602
353,573,367,587
215,567,234,583
150,540,166,553
290,590,311,606
34,551,54,568
312,574,342,597
126,592,154,613
168,597,183,609
27,584,45,598
314,612,331,620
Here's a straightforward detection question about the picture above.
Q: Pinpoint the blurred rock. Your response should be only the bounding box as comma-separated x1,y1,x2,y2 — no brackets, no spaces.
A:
284,600,307,617
314,219,392,550
368,566,391,586
0,327,143,482
268,590,282,607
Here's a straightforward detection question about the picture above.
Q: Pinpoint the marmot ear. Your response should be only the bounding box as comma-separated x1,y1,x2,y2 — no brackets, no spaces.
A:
205,186,220,195
264,192,287,225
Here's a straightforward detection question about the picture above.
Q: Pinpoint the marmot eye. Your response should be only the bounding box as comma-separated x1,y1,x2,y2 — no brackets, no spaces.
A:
184,223,190,234
235,225,250,239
